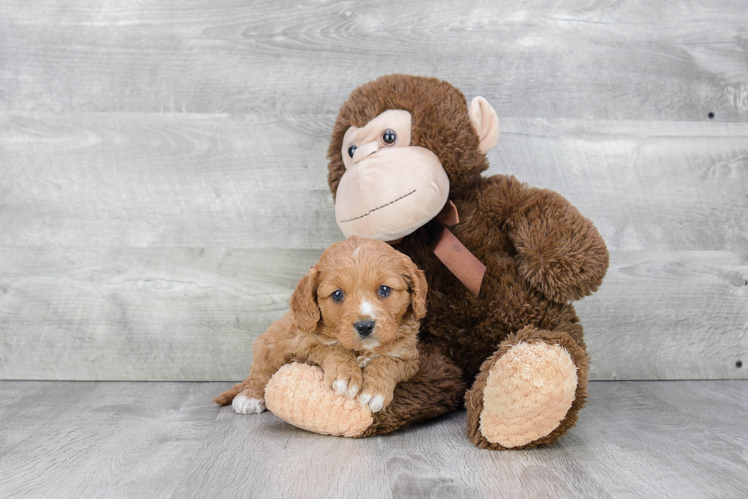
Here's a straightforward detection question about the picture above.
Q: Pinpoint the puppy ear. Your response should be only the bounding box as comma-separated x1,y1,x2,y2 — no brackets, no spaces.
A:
407,264,428,320
291,267,320,332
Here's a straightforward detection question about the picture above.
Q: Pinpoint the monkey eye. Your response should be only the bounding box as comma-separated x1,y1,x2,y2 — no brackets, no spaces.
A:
382,129,397,145
378,285,391,298
347,145,357,158
331,290,344,302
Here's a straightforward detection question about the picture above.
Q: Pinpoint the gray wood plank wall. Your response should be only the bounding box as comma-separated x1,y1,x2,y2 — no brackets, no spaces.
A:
1,0,746,381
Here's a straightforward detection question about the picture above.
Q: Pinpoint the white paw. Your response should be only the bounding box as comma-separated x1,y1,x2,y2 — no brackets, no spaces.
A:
232,394,266,415
359,393,385,413
332,379,348,396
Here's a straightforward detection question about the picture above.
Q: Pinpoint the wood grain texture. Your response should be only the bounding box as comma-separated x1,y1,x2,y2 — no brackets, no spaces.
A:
1,113,746,250
580,251,748,380
1,0,747,382
1,1,747,120
0,112,339,249
0,113,747,380
0,247,320,380
0,248,745,381
0,380,747,498
0,382,219,498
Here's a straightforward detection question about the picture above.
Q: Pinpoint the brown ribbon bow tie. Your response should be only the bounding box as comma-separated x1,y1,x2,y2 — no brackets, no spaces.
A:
389,201,486,296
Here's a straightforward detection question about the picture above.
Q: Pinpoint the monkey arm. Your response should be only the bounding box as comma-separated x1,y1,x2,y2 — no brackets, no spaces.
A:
482,175,609,303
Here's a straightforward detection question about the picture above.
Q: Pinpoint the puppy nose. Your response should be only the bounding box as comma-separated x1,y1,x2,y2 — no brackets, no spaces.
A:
354,320,375,336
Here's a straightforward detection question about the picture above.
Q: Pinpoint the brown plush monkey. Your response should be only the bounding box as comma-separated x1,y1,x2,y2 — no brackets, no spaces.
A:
262,75,609,449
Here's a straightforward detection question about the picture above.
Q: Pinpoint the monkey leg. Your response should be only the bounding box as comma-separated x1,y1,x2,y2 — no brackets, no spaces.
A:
263,343,465,438
465,326,589,450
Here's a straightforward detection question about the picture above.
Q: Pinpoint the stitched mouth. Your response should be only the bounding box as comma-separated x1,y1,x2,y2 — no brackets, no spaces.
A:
338,190,416,223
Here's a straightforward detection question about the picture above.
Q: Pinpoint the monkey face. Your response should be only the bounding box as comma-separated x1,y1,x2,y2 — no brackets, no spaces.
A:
329,76,501,242
335,109,450,241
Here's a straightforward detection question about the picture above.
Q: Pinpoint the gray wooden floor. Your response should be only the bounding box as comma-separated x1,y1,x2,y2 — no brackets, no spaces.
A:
0,381,746,498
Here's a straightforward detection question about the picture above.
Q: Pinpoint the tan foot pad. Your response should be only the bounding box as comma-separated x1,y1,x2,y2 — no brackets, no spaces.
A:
264,362,373,438
480,342,578,448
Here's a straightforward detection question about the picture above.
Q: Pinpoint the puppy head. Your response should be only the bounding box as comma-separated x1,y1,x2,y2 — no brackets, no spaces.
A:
290,236,427,350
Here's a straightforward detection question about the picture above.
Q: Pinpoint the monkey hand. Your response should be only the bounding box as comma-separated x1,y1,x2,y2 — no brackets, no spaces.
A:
505,187,609,303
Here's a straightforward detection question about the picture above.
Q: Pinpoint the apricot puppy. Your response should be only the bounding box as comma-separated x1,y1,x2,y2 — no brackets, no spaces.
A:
214,236,427,414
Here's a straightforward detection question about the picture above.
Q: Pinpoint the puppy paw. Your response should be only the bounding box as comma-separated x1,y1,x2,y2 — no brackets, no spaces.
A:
332,379,361,398
325,360,363,399
359,374,395,412
232,394,267,415
358,392,387,412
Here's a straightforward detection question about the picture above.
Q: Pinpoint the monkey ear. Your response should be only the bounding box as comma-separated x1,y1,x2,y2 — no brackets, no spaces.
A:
468,96,500,153
407,264,429,320
290,268,320,333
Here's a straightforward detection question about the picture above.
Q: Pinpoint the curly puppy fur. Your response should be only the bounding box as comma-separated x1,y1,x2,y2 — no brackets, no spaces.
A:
327,75,609,447
214,236,427,414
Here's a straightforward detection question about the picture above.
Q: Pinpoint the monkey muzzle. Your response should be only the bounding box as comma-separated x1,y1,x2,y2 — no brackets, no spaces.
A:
335,146,450,241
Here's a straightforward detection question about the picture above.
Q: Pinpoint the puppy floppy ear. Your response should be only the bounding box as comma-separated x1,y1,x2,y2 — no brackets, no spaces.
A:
291,267,320,333
406,263,428,320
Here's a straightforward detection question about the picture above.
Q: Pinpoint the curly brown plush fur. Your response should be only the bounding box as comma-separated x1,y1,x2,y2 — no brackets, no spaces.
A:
327,75,609,448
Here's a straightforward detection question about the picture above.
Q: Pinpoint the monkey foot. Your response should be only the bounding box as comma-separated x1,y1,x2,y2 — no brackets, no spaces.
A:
475,341,579,449
264,362,373,438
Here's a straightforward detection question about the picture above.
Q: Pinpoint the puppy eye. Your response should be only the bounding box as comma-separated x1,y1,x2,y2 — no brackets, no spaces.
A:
381,129,396,146
378,285,391,298
347,145,357,158
331,290,344,302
